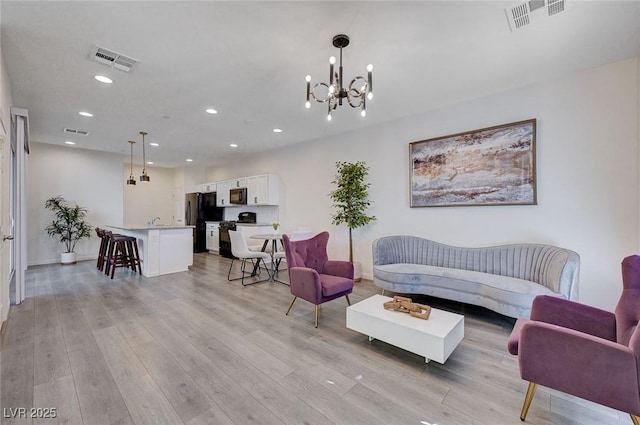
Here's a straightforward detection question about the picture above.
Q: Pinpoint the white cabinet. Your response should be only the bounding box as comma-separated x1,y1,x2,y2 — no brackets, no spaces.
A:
247,173,281,206
202,182,216,193
206,222,220,253
229,177,247,189
216,180,232,206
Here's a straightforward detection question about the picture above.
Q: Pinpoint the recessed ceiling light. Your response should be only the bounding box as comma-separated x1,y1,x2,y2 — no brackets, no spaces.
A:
205,108,218,114
273,128,283,133
64,141,75,145
149,142,159,147
186,158,193,162
79,111,93,117
147,161,154,165
94,75,113,84
229,143,238,148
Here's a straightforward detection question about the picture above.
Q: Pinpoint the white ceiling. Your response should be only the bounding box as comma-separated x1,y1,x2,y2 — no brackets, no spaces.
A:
1,1,639,168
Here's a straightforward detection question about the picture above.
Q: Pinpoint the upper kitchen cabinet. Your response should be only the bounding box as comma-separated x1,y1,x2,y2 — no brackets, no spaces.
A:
247,173,281,206
229,177,247,189
216,180,232,206
202,182,216,193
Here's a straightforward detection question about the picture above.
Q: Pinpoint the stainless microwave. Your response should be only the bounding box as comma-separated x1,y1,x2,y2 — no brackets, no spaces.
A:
229,187,247,205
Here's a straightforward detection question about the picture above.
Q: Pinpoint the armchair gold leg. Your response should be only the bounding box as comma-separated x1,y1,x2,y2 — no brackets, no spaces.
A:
285,296,297,316
520,382,537,421
345,295,351,306
314,305,319,328
631,415,640,425
381,289,386,296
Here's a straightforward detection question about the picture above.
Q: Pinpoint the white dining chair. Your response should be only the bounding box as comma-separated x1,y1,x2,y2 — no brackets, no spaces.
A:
227,230,272,286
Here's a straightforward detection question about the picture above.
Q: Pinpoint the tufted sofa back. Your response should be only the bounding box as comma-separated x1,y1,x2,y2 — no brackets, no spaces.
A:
372,235,580,299
283,231,330,274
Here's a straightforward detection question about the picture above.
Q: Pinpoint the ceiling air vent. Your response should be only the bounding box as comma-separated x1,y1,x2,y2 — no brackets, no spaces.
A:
89,45,140,72
64,128,89,136
505,0,567,31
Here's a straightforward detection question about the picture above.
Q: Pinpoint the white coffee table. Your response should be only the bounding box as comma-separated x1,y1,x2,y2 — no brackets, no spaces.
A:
346,294,464,364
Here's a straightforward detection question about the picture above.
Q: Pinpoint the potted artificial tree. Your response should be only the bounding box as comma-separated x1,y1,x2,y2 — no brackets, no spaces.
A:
45,195,92,265
329,161,376,281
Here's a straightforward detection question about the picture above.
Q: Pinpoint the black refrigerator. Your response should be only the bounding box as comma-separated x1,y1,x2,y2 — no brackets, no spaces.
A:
185,192,224,253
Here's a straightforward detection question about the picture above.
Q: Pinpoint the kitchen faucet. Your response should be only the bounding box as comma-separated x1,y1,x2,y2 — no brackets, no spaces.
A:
148,216,161,226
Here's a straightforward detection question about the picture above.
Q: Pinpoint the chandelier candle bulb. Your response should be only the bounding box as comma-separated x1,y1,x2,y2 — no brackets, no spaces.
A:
329,57,335,86
367,65,373,99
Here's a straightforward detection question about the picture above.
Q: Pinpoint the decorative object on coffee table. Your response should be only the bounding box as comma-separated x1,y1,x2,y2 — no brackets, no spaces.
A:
383,295,431,320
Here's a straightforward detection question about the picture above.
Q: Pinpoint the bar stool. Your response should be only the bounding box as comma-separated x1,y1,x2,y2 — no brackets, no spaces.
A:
104,231,142,279
95,228,109,271
124,236,142,274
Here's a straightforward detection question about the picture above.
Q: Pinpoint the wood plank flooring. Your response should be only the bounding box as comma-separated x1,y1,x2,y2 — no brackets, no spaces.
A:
0,253,634,425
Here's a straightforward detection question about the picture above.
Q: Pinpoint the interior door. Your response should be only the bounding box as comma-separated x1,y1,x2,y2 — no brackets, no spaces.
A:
0,113,15,323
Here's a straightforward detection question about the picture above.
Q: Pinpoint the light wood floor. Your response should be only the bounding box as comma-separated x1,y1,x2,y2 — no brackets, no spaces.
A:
0,253,633,425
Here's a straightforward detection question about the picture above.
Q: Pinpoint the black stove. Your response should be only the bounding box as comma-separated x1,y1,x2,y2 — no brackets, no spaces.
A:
218,221,237,259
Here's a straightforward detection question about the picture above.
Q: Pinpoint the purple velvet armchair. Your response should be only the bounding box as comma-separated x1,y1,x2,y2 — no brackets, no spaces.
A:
282,231,354,328
508,255,640,424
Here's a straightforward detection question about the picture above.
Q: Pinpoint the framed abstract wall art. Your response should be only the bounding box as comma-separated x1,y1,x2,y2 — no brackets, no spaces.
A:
410,119,536,207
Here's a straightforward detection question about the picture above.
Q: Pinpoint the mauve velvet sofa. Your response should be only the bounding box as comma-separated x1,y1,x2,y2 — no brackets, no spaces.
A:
372,235,580,319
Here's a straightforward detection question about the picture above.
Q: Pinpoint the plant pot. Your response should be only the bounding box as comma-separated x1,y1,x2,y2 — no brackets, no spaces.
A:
353,261,362,282
61,252,77,265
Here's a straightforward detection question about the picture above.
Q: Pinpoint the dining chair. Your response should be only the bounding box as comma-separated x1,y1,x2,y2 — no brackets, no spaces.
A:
282,231,354,327
227,230,272,286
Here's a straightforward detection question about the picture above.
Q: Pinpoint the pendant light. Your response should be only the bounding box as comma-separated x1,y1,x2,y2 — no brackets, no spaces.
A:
139,131,150,183
126,140,136,186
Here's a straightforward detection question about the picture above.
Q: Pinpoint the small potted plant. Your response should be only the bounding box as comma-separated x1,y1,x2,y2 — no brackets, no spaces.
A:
45,195,92,265
329,161,376,281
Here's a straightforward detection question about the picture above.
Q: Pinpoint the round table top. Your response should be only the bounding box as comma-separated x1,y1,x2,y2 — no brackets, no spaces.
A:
250,233,283,240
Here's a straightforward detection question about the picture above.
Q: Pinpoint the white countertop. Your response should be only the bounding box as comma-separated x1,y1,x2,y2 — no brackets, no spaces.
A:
108,225,195,231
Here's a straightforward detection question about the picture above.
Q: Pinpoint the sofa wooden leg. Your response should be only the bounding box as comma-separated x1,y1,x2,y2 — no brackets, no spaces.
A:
631,415,640,425
520,382,537,421
345,295,351,306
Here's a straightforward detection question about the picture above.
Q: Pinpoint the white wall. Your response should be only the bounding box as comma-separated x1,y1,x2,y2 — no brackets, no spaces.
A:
27,142,124,265
123,164,175,226
203,57,639,311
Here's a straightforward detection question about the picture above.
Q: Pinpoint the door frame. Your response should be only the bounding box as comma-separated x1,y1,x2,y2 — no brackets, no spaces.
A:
10,107,29,306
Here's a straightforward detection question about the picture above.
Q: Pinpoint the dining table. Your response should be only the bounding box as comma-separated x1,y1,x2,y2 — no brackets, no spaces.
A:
250,233,288,283
250,233,284,254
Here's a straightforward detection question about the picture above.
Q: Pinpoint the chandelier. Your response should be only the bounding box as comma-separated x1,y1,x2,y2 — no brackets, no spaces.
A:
305,34,373,121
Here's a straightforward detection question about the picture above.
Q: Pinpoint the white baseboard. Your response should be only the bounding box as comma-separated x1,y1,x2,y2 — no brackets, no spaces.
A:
27,255,97,267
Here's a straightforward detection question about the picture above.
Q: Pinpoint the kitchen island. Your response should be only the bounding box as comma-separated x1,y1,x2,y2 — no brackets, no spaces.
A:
108,225,194,277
